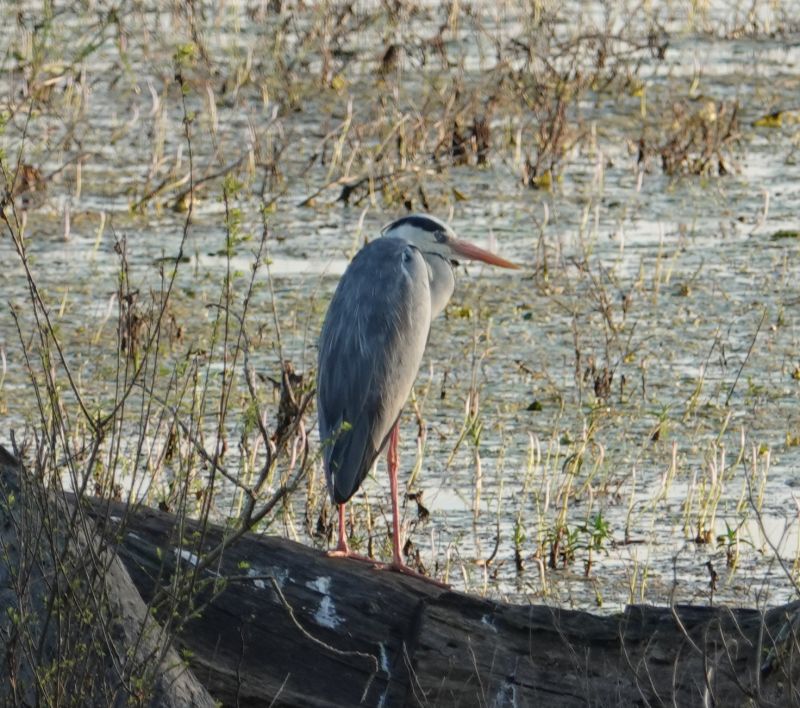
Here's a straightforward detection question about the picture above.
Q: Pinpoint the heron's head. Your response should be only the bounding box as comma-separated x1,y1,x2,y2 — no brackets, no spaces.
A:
381,214,518,269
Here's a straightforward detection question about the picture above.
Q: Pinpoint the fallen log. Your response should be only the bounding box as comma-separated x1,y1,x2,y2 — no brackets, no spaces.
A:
3,445,799,706
0,445,215,708
93,498,800,707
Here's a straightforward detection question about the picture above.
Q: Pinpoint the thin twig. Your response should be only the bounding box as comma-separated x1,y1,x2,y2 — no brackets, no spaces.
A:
269,575,378,703
725,308,766,407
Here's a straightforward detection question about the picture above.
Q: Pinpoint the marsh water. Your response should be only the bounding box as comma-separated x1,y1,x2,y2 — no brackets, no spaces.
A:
1,1,799,611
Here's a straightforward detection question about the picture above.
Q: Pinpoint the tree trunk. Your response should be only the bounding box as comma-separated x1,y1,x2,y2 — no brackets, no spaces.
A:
94,496,800,707
3,444,799,706
0,446,214,707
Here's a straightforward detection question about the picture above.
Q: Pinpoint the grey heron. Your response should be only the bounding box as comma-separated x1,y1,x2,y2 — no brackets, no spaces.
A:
317,214,518,582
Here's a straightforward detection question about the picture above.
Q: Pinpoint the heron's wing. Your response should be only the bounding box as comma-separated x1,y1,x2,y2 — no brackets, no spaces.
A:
317,239,432,504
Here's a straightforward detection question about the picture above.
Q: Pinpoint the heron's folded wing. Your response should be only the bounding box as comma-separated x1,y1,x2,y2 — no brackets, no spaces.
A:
317,239,432,503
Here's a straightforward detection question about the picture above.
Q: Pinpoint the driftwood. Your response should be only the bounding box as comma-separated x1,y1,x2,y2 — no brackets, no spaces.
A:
95,502,800,707
0,446,214,707
3,445,800,706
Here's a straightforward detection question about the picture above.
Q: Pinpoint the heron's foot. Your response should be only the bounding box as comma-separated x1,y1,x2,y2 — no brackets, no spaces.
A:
326,541,374,563
327,549,375,563
377,560,451,588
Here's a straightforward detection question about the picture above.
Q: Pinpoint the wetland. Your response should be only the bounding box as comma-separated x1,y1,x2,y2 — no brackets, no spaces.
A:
2,0,800,612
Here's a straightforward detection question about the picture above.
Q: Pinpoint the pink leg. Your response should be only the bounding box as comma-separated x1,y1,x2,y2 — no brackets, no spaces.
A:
327,503,372,562
387,424,404,567
336,503,350,553
385,423,449,588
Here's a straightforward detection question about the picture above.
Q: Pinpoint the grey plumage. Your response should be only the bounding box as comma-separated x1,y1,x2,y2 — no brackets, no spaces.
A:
317,237,434,503
317,214,516,516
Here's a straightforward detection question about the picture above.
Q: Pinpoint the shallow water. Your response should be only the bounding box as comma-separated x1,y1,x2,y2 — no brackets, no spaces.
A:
1,1,799,611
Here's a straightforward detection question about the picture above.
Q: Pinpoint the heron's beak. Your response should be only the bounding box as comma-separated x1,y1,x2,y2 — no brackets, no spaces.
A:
450,239,520,269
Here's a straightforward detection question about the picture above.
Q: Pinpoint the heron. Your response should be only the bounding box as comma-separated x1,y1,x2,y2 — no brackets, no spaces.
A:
317,214,518,582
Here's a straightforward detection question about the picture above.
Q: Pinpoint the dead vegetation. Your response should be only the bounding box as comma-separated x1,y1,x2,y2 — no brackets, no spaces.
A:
1,3,800,703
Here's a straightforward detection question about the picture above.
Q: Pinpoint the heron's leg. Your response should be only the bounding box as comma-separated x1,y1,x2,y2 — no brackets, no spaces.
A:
385,422,450,588
387,422,404,566
335,503,350,553
327,503,373,562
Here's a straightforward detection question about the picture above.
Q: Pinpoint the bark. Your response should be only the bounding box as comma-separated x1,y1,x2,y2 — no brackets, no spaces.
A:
0,446,214,708
94,494,800,707
3,444,800,707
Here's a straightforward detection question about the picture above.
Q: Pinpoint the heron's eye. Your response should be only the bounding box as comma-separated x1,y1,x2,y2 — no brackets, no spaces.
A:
450,259,460,267
434,230,447,243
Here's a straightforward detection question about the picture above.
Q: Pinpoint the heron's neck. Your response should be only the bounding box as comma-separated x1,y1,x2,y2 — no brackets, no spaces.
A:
423,253,455,319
